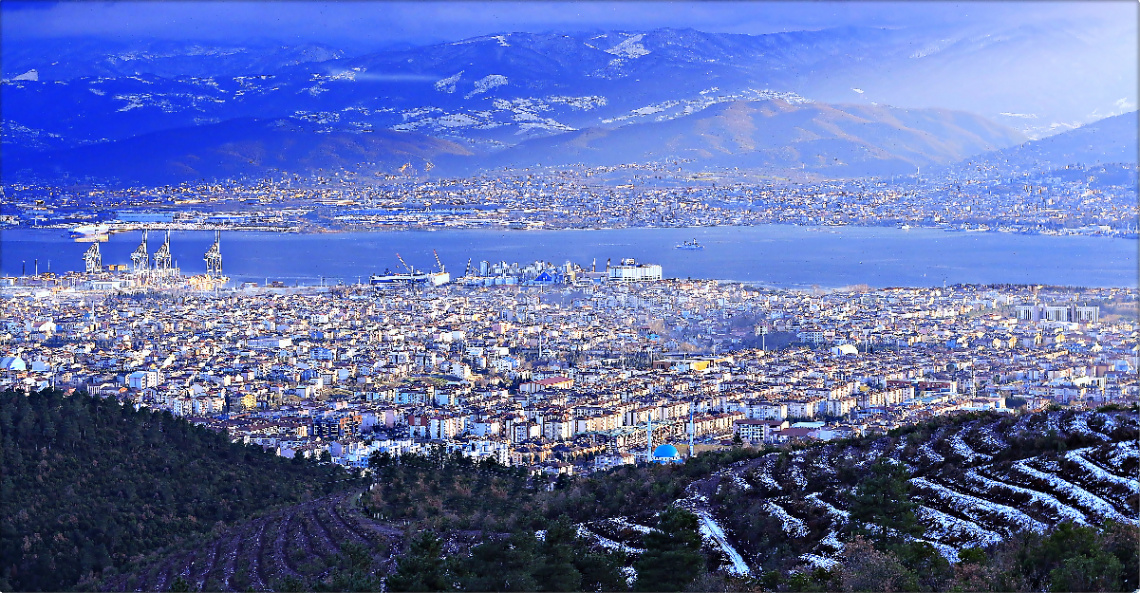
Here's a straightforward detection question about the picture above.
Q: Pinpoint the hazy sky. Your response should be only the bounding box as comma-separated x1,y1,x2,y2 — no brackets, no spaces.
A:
3,1,1136,48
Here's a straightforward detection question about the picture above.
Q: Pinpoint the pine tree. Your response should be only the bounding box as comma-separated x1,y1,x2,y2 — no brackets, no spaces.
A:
846,458,921,547
387,532,453,592
534,518,583,592
634,507,704,591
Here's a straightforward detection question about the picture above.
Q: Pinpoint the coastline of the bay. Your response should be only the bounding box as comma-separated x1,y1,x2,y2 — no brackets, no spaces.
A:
3,223,1137,290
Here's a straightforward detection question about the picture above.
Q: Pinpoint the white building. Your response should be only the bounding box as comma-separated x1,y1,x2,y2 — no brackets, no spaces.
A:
608,259,662,283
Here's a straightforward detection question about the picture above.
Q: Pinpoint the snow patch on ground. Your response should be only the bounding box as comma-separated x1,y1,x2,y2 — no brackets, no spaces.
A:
434,71,462,94
620,566,637,587
965,469,1087,525
1104,440,1138,470
917,505,1005,547
911,477,1047,534
806,492,850,521
790,463,808,490
606,34,650,59
919,442,945,465
911,537,960,562
765,500,809,538
1066,448,1140,495
1012,462,1132,523
609,517,653,534
799,553,840,570
631,105,664,116
751,456,782,492
687,506,752,576
465,74,508,98
820,530,845,552
576,524,643,555
1064,413,1110,441
972,422,1009,452
948,428,992,462
435,113,480,128
602,88,810,125
546,95,607,110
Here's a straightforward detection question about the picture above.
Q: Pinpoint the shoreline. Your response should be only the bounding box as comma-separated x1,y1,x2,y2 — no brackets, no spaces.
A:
14,220,1140,241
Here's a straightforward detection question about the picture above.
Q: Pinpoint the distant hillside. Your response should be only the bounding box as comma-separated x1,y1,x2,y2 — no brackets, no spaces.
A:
2,118,473,186
966,111,1139,171
474,100,1027,177
0,388,355,592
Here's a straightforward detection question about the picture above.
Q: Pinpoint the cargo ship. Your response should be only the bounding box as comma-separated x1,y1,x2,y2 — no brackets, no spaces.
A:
371,251,450,287
369,270,450,286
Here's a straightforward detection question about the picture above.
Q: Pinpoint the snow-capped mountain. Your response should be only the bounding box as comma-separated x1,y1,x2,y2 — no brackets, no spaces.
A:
2,24,1133,184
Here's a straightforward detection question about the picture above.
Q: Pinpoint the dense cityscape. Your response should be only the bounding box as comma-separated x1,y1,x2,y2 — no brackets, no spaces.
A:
3,161,1137,237
2,1,1137,592
3,266,1136,473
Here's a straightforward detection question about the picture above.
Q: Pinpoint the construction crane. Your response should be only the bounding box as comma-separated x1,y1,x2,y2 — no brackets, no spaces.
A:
433,249,445,273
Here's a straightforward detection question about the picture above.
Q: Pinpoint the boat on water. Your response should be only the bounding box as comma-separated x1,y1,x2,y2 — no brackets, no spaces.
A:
675,239,703,250
70,224,110,241
369,270,450,287
371,251,450,287
71,223,109,235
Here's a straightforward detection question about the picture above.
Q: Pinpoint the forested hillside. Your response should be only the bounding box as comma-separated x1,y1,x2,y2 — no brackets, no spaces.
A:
0,388,356,592
105,407,1138,592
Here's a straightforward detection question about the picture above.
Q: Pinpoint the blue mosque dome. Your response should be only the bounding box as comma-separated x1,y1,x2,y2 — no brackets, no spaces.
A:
653,444,680,459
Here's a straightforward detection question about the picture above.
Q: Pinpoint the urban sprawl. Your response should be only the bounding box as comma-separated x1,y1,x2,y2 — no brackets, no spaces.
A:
2,262,1136,476
4,162,1137,236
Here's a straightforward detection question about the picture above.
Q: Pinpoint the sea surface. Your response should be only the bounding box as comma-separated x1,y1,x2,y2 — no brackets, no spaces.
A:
2,226,1136,289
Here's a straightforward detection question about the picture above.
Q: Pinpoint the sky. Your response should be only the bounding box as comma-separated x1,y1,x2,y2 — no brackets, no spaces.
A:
3,1,1136,49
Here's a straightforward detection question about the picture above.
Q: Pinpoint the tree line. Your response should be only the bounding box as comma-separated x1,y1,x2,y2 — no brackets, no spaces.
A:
0,387,356,592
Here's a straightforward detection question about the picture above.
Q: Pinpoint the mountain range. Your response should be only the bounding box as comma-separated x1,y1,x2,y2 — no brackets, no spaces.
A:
2,25,1135,186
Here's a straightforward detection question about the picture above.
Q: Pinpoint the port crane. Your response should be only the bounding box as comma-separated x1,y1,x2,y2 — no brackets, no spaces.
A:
433,250,446,273
131,230,150,273
83,242,102,274
204,231,223,277
395,253,413,273
153,230,173,273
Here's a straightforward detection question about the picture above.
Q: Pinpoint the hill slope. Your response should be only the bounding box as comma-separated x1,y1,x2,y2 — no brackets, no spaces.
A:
3,118,474,186
0,388,355,592
475,99,1027,177
962,111,1139,173
106,408,1138,592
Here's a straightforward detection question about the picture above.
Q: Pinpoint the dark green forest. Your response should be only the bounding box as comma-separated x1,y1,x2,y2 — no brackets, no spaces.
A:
0,387,355,592
3,387,1137,593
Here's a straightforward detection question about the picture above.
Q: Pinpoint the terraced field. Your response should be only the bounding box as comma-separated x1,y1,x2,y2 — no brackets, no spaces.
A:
106,409,1137,590
102,492,403,592
675,409,1138,573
